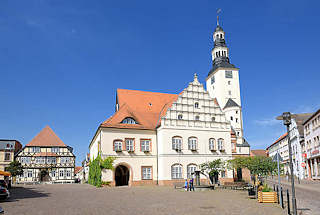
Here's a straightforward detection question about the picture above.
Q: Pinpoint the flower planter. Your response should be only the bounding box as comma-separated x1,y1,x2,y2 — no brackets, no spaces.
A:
258,191,278,203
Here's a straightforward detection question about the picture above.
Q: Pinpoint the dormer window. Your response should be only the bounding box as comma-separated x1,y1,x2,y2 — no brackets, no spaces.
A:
121,117,137,124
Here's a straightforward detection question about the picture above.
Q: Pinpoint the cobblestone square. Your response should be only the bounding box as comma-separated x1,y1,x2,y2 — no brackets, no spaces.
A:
1,184,286,215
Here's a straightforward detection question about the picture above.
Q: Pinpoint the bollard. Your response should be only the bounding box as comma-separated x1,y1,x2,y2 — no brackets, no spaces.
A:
280,187,284,209
273,184,275,191
276,186,279,204
287,189,291,215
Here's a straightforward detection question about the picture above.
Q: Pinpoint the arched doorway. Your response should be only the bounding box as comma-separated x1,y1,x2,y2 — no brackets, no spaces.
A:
115,165,129,186
40,169,50,182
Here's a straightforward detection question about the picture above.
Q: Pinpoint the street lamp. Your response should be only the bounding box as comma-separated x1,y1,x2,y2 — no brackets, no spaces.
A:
276,112,297,215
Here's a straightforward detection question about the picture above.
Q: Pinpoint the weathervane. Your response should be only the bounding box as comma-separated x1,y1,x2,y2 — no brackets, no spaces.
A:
217,9,221,26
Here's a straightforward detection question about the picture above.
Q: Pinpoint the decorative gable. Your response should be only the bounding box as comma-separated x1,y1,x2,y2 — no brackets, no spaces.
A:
161,74,229,129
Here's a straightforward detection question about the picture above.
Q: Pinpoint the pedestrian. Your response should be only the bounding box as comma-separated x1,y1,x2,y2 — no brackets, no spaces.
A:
189,178,194,191
184,179,188,191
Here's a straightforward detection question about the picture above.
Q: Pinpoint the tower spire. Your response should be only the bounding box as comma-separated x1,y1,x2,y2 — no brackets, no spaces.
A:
217,9,221,26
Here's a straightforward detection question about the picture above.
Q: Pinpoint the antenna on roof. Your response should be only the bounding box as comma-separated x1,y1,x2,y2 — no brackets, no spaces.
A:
217,8,222,26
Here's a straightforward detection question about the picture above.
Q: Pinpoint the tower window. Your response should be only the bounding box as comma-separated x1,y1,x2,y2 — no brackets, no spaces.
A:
195,102,199,108
228,91,231,96
228,81,231,85
236,118,238,123
225,71,233,78
212,117,216,122
178,114,183,120
195,115,200,121
236,111,238,114
211,76,215,84
230,116,233,121
224,51,226,56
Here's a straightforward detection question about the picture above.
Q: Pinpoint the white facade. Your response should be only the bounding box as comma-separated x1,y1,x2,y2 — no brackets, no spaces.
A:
157,75,233,183
267,134,290,175
289,119,305,179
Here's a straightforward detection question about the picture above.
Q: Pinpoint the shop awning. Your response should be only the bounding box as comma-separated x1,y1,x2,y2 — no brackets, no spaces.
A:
0,171,11,176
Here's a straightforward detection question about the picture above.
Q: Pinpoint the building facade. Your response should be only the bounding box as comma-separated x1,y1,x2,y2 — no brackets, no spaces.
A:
267,133,290,175
0,140,22,180
303,109,320,180
89,21,250,186
16,126,76,183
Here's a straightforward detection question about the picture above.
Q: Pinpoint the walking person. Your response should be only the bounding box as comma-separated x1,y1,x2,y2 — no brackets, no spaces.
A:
184,179,188,191
189,178,195,191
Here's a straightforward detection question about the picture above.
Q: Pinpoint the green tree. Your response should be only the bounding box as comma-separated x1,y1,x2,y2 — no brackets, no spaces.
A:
5,160,23,177
200,159,225,184
88,155,116,187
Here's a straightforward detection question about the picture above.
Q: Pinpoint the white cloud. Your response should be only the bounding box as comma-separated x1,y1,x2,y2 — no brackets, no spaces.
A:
254,118,279,126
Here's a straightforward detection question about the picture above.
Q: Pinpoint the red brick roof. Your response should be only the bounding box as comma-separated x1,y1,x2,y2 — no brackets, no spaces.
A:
251,149,267,157
75,166,83,174
26,126,66,147
101,89,178,130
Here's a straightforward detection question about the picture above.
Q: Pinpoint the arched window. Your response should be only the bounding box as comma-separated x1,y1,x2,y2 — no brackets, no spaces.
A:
195,102,199,108
195,115,200,121
187,164,197,179
178,114,183,120
230,116,233,121
121,117,137,124
172,136,182,151
209,138,216,151
113,140,123,152
218,138,224,151
188,137,197,151
171,164,182,179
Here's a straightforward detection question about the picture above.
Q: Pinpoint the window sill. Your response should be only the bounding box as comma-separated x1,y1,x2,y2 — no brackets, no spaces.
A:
142,178,152,180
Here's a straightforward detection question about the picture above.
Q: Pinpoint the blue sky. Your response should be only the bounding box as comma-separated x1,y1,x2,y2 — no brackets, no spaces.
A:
1,0,320,165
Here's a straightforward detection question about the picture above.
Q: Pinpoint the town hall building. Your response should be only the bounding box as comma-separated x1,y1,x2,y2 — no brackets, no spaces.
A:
89,21,250,186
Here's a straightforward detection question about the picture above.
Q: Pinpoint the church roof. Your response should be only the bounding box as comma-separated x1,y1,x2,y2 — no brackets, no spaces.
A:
208,57,236,77
26,126,66,147
214,25,224,32
101,89,178,130
223,98,240,109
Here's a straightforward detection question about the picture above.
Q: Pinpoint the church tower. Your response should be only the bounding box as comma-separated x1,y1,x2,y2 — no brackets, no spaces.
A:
206,17,243,140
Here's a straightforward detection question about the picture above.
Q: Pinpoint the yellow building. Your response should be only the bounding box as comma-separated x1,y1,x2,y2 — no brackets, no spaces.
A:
0,139,22,180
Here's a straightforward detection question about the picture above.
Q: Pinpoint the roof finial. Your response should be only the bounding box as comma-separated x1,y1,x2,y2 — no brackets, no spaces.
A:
193,73,200,85
217,8,221,26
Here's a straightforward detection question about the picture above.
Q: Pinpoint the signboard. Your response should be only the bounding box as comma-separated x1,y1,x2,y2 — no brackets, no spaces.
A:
302,153,307,158
272,152,283,162
301,162,306,168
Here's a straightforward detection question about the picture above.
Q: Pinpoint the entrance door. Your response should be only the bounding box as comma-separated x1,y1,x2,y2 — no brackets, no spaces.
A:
237,168,243,181
115,165,129,186
40,169,50,182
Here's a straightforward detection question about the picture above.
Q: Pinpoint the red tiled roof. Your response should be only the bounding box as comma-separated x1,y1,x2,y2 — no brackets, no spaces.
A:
101,89,178,130
26,126,66,147
34,152,58,157
251,149,267,157
266,133,288,150
75,166,83,174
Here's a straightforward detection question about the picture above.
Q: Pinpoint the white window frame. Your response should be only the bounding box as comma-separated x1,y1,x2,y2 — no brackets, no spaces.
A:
27,170,33,178
142,167,152,180
59,170,64,177
121,117,136,124
171,164,182,179
172,137,182,151
114,140,122,151
51,170,56,177
52,147,60,153
126,139,134,152
66,170,71,177
187,165,197,179
218,139,224,151
188,137,197,151
209,138,216,151
4,153,11,161
141,140,150,152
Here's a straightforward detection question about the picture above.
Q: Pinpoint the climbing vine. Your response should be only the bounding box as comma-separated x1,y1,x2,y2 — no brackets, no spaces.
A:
88,155,116,187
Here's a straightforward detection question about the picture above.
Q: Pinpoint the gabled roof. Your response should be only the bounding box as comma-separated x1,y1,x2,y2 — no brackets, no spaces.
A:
101,89,178,130
266,133,288,150
26,126,66,147
223,98,240,109
75,166,83,174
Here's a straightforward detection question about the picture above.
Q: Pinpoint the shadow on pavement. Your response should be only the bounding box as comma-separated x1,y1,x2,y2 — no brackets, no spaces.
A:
2,186,50,202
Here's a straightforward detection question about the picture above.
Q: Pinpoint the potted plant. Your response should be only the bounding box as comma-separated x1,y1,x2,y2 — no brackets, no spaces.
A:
258,184,278,203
